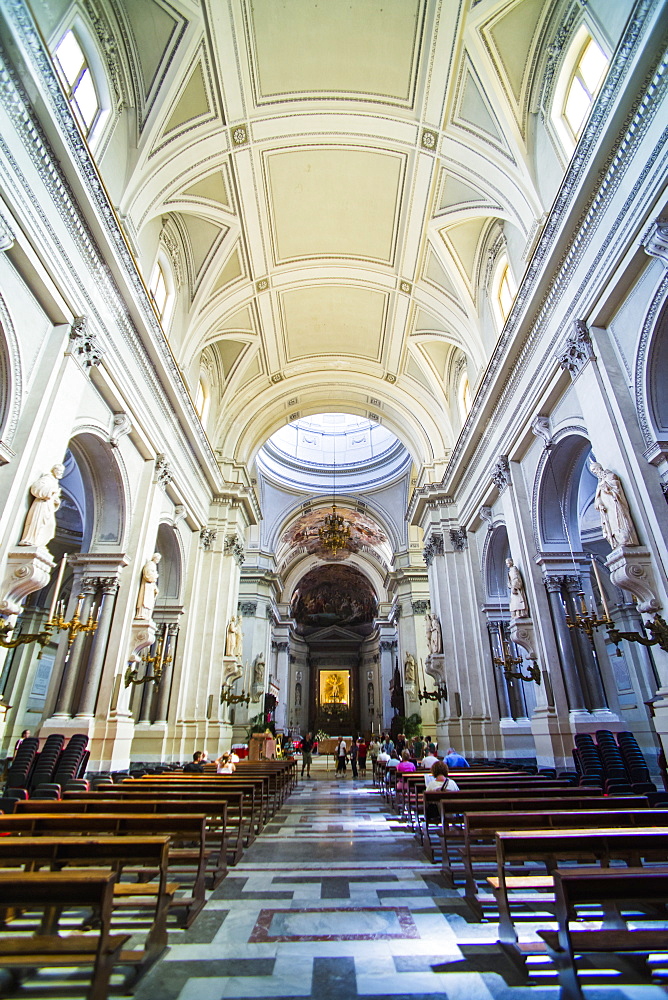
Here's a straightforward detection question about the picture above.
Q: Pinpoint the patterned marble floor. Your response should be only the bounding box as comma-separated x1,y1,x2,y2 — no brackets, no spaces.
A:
133,761,668,1000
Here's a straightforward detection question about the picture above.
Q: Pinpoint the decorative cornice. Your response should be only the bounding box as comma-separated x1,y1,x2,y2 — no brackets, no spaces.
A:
557,319,595,378
423,533,444,567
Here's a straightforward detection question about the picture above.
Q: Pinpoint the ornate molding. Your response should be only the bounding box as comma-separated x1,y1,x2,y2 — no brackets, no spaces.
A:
199,527,217,551
109,412,131,448
479,506,493,530
543,573,581,593
224,534,245,565
380,640,397,652
411,599,430,615
557,319,595,378
492,455,510,492
423,533,444,567
605,545,661,613
154,455,172,489
68,316,105,369
450,527,467,551
0,547,54,616
238,601,257,617
530,415,552,448
641,216,668,267
0,209,15,250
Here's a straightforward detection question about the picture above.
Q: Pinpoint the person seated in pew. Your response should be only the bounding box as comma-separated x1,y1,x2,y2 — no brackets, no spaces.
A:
425,759,459,792
215,752,236,774
396,750,416,792
445,747,470,768
421,749,439,770
183,751,205,773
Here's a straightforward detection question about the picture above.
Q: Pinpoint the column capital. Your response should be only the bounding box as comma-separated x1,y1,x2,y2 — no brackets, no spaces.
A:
557,319,595,378
492,455,510,492
422,533,443,566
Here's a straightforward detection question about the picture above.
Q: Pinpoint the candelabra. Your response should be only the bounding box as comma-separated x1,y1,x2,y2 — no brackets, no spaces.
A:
493,631,541,685
564,587,611,645
607,613,668,657
417,680,448,703
0,593,98,655
0,618,52,650
125,628,172,688
220,681,251,706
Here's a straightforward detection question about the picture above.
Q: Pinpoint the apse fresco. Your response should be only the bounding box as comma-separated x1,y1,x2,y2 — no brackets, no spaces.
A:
291,564,378,626
282,507,386,560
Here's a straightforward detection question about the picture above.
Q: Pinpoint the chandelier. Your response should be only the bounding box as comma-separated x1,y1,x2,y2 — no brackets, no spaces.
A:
319,503,351,555
318,428,351,555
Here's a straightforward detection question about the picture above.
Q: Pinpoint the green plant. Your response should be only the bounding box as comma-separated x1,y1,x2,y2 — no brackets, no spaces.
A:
393,713,422,739
246,713,276,740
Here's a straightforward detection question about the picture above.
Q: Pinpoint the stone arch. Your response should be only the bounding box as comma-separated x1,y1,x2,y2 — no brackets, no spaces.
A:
0,290,22,458
636,273,668,488
534,429,595,553
484,523,511,604
155,521,183,604
67,430,128,550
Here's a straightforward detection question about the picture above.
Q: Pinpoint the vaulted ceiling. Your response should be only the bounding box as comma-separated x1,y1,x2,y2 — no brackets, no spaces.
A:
85,0,560,469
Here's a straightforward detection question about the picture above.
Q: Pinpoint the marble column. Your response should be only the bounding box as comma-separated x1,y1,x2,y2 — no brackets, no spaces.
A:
379,638,396,729
76,577,119,717
563,577,608,712
488,621,512,720
272,639,289,732
154,624,179,723
52,576,97,717
544,575,588,712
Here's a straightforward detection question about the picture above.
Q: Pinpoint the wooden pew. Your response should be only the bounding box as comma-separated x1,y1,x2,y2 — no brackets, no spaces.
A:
121,777,266,834
461,807,668,915
62,790,245,864
0,835,173,982
4,810,213,925
432,794,649,874
0,870,130,1000
537,868,668,1000
493,827,668,966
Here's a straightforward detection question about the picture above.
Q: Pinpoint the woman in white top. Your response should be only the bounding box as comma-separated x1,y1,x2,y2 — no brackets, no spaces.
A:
424,759,459,792
215,752,236,774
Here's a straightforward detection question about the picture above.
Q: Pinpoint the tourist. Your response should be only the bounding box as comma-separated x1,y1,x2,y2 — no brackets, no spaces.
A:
396,749,416,793
395,732,406,755
381,733,394,754
349,736,359,778
421,748,439,770
13,729,31,755
368,737,380,762
412,735,425,761
425,759,459,792
357,737,368,775
183,751,205,773
336,736,348,776
445,747,470,768
301,731,314,778
215,752,235,774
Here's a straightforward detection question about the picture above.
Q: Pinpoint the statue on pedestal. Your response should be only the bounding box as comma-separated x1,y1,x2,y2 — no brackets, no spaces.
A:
404,652,417,685
425,613,443,654
591,463,639,548
135,553,161,621
253,653,265,687
506,558,528,618
19,464,65,548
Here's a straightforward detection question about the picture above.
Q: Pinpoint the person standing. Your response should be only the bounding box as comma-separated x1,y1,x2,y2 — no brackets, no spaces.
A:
349,736,359,779
381,733,394,754
301,732,314,779
357,737,368,775
336,737,348,776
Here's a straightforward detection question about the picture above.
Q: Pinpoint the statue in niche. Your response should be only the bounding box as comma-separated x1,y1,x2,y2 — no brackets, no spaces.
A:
591,463,640,549
425,613,443,654
19,464,65,548
253,653,265,687
225,617,237,657
506,558,529,619
135,552,161,621
295,682,302,708
368,680,374,707
234,616,244,661
404,653,417,685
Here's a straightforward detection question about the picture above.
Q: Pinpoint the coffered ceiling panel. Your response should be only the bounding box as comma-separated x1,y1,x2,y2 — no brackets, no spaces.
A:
266,148,405,265
281,285,387,362
246,0,425,106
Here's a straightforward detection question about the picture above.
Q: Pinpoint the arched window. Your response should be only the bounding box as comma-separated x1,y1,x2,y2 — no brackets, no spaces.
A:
492,255,517,330
195,375,210,424
551,27,609,155
149,256,175,327
53,29,99,135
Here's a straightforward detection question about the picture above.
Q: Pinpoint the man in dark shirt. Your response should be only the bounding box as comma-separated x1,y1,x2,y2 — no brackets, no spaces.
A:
183,751,204,773
301,732,314,778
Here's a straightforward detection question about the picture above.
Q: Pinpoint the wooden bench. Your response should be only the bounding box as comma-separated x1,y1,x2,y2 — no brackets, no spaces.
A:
493,827,668,966
0,870,129,1000
0,834,174,983
460,807,668,915
5,809,213,925
428,792,648,870
120,777,266,835
538,868,668,1000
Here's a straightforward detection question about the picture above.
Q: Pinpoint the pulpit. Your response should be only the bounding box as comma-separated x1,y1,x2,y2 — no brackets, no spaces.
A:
249,732,277,760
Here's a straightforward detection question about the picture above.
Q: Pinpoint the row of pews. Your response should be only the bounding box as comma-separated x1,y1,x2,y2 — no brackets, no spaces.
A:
374,757,668,1000
0,756,297,999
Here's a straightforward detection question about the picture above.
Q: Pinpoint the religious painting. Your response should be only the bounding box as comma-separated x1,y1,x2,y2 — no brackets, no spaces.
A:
283,507,387,561
290,564,377,626
319,669,350,705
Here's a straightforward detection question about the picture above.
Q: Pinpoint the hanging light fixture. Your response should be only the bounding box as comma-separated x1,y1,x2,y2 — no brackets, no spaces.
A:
318,423,351,555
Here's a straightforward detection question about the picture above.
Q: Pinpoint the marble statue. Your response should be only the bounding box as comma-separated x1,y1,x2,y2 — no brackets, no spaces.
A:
404,652,417,684
226,616,238,658
135,552,161,621
253,652,265,686
426,613,443,654
234,615,244,660
591,463,639,548
506,558,528,618
19,464,65,547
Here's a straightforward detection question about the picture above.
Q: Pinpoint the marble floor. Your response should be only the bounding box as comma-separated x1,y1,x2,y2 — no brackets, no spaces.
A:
132,761,667,1000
